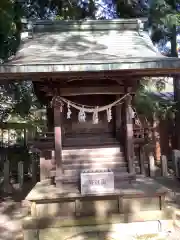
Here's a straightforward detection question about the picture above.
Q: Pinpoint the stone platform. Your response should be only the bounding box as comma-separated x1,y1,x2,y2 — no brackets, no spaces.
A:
23,177,171,240
25,177,168,217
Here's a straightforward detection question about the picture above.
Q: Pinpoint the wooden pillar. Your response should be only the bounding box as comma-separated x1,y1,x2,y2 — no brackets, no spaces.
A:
53,99,63,189
124,94,135,174
115,94,121,140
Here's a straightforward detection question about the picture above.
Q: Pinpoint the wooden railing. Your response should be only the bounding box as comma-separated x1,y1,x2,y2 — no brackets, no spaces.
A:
27,127,151,146
133,127,150,143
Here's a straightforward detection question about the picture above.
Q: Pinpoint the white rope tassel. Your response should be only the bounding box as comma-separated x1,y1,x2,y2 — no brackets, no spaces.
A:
78,106,86,122
107,108,112,122
93,107,99,124
67,101,72,119
130,106,135,119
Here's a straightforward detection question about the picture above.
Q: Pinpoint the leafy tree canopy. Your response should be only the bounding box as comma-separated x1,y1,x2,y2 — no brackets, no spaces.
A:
135,78,176,121
0,0,22,60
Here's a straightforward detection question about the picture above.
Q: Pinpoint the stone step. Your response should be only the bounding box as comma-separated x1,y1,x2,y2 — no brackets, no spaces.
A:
62,156,125,163
61,146,124,156
58,172,135,183
63,167,128,177
63,141,120,147
62,157,125,164
63,161,127,170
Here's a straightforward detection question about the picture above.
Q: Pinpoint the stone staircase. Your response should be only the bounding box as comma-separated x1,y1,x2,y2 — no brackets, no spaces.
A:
61,145,128,182
30,133,136,183
54,133,130,183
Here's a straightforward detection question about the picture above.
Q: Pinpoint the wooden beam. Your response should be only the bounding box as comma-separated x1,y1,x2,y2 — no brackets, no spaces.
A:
115,79,123,85
0,68,179,81
66,77,125,83
50,86,128,96
62,86,133,95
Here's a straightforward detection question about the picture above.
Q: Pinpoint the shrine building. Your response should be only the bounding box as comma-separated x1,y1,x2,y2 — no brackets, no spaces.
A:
0,18,180,240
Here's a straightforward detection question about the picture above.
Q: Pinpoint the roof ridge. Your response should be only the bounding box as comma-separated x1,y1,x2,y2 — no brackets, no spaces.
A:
22,18,148,33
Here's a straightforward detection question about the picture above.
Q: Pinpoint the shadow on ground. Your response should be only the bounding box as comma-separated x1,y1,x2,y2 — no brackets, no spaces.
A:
0,181,34,240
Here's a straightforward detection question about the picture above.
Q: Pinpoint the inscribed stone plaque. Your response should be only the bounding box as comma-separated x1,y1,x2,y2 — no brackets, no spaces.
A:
81,170,114,195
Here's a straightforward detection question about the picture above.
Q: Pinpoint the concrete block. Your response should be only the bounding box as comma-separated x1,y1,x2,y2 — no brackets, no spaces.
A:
36,202,75,217
79,199,118,217
23,230,38,240
122,197,160,213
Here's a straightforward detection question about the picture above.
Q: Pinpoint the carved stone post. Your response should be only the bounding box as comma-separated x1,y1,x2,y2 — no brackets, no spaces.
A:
32,152,38,184
161,155,168,177
4,160,11,193
124,94,135,174
18,161,24,189
148,153,156,177
139,145,146,175
172,149,180,177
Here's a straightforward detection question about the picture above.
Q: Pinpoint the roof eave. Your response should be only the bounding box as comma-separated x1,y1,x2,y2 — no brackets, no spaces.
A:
0,58,180,76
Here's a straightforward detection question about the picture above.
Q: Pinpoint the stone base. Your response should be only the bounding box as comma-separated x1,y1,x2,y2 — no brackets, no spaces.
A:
23,177,170,240
25,177,168,218
23,217,173,240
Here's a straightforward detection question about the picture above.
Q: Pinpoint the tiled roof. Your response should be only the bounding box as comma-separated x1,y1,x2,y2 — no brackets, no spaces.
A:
0,19,180,74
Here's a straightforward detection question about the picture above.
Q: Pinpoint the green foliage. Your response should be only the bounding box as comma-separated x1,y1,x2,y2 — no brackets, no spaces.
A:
135,0,179,121
0,0,22,61
22,0,96,20
0,80,44,125
134,81,176,121
149,0,177,26
149,0,180,48
116,0,148,18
